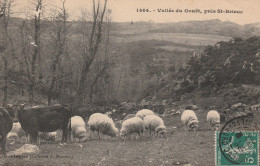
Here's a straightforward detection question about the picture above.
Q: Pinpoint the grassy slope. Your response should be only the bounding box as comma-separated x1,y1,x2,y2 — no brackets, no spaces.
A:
2,132,216,166
2,111,218,166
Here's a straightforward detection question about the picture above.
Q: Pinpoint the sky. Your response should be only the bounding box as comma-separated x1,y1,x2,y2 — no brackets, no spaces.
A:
14,0,260,25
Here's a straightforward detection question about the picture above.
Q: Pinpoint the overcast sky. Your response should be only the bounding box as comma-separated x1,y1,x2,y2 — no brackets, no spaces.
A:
14,0,260,25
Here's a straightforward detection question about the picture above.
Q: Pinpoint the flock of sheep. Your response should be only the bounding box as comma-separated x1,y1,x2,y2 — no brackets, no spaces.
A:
181,110,220,131
7,108,221,143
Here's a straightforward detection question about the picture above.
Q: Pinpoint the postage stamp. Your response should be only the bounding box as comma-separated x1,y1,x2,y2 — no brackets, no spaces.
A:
216,115,259,166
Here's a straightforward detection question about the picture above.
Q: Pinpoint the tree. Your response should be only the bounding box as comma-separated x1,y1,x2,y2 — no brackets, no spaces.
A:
47,0,69,106
89,8,111,104
74,0,107,106
22,0,43,104
19,20,29,95
0,0,14,107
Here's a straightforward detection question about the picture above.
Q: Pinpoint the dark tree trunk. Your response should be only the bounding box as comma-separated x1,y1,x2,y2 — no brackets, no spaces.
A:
29,1,42,105
89,64,108,103
1,0,13,107
47,1,67,106
3,54,8,107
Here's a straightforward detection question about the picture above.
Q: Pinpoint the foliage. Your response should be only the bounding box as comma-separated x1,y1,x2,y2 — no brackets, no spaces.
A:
143,36,260,107
183,36,260,85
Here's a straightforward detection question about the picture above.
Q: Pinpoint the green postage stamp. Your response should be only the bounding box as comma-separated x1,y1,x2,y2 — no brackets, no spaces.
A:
216,115,259,166
216,131,259,166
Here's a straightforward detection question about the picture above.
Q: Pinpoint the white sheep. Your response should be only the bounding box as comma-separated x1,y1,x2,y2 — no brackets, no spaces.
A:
136,109,154,120
71,116,88,142
88,113,118,139
7,122,28,140
120,117,144,141
143,115,166,137
207,110,220,130
38,132,57,144
181,110,199,131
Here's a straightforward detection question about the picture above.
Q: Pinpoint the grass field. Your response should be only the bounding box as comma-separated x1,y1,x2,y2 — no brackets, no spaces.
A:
112,32,231,46
1,110,219,166
1,131,216,166
110,32,232,52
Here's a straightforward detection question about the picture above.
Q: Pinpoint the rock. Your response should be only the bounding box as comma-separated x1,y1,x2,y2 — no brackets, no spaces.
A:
233,112,247,117
140,99,149,106
120,102,136,110
230,103,246,111
248,104,260,113
7,144,40,155
151,96,157,101
171,161,190,165
162,100,167,106
79,144,83,148
163,108,181,117
166,126,177,135
153,105,165,114
185,105,199,110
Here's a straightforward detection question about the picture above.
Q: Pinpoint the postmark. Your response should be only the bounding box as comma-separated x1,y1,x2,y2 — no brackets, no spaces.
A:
216,115,259,166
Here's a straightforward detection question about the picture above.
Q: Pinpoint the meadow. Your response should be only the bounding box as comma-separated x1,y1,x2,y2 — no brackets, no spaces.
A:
112,32,231,47
1,110,218,166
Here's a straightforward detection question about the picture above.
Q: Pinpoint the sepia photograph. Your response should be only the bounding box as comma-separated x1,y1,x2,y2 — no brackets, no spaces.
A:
0,0,259,165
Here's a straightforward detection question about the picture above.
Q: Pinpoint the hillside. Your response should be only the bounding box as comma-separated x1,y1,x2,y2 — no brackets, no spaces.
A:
1,18,259,106
143,36,260,110
9,18,260,38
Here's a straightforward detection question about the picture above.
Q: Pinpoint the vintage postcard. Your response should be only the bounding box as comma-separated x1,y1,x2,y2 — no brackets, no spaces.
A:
0,0,259,165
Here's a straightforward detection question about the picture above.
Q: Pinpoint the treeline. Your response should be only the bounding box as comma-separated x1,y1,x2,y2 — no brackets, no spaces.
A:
150,19,260,37
0,0,184,107
0,0,110,107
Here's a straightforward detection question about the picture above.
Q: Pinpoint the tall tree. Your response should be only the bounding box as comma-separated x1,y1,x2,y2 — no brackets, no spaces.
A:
0,0,14,107
18,20,28,95
47,0,69,105
74,0,107,106
26,0,42,104
89,8,111,104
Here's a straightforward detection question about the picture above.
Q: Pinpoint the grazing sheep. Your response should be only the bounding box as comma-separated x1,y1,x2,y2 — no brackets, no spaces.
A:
207,110,220,130
38,132,57,144
120,117,144,141
7,122,27,140
88,113,118,139
123,114,136,121
73,127,88,142
143,115,166,137
71,116,87,142
181,110,199,131
136,109,154,120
